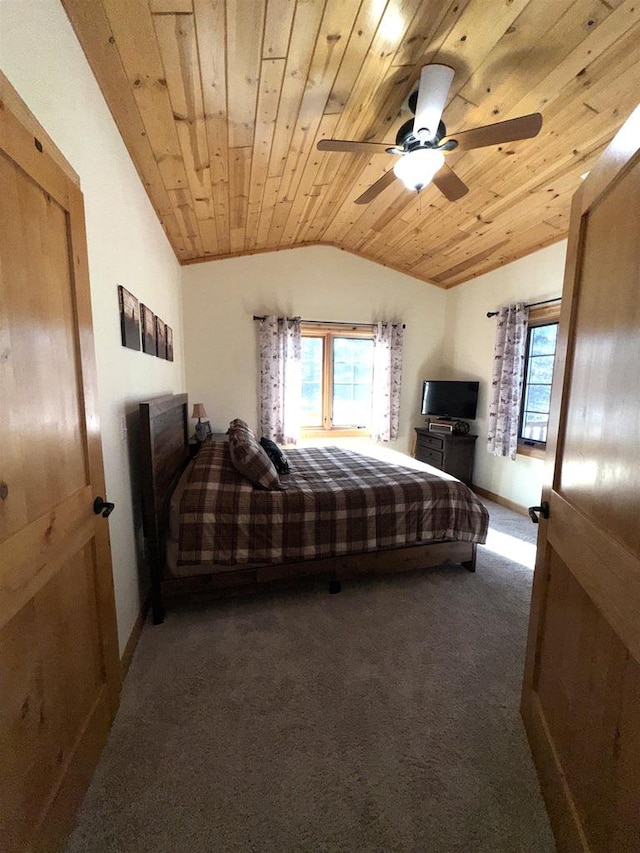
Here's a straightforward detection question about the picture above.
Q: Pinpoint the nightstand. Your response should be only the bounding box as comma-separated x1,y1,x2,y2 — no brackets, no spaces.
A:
189,432,228,458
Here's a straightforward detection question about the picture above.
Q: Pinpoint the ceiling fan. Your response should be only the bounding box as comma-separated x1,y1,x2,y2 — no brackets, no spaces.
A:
317,65,543,204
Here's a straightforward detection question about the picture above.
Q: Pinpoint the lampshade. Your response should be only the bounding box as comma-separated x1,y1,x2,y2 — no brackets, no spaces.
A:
191,403,207,420
393,149,445,192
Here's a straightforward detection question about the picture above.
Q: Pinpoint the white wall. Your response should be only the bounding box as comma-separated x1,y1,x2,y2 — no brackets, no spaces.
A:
443,241,567,508
1,0,186,653
182,246,447,455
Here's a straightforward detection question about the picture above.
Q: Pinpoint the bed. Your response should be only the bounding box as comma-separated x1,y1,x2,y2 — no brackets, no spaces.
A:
140,394,489,624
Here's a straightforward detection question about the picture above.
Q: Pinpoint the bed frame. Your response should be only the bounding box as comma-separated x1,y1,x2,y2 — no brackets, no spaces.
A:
139,394,477,624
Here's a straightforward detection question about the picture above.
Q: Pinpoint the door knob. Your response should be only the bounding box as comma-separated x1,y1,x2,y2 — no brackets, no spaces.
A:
528,501,549,524
93,496,115,518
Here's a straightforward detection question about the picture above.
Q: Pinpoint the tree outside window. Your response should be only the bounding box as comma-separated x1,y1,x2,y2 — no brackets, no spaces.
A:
518,303,561,456
301,336,323,426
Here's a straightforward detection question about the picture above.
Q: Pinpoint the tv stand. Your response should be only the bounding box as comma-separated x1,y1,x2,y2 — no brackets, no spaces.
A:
414,428,477,485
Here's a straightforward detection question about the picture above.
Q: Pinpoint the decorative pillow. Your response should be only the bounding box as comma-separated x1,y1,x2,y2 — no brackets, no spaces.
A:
229,430,282,490
259,437,290,475
228,417,254,437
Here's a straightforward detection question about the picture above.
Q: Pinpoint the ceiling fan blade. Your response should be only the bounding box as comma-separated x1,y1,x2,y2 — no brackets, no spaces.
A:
431,163,469,201
354,170,398,204
317,139,391,154
447,113,543,151
414,64,455,141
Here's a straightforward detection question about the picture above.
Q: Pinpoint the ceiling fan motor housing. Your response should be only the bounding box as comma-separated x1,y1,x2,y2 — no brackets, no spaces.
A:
395,118,447,150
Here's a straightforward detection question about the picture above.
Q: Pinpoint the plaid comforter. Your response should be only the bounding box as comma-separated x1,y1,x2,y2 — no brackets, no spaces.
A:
178,443,488,566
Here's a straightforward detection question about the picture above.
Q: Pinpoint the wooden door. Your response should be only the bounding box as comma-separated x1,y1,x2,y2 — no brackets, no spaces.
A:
522,104,640,852
0,84,121,851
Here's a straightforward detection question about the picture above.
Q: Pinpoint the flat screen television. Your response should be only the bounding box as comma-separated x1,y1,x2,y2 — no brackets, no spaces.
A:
421,380,479,420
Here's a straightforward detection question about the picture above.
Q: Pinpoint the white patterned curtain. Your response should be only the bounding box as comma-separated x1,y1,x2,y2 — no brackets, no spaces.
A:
258,316,302,445
487,303,529,460
371,322,405,442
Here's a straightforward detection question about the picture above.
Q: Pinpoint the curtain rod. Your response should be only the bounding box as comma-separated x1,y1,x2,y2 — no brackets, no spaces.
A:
253,316,406,328
253,314,301,322
486,297,561,318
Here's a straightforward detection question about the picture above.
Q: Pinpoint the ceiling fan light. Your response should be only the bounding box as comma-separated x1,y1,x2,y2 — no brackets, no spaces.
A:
393,149,445,191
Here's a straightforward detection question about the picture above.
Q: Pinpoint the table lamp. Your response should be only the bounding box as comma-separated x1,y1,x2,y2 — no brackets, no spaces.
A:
192,403,208,441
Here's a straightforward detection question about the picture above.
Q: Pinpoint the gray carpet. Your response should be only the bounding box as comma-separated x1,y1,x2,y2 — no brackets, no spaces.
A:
66,500,555,852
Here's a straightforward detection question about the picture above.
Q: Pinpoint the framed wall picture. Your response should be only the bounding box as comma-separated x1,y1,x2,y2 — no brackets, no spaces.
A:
117,285,141,350
166,325,174,362
155,316,167,359
140,304,157,355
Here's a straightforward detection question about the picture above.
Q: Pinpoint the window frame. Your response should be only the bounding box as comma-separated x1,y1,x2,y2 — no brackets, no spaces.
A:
517,303,561,459
300,322,375,438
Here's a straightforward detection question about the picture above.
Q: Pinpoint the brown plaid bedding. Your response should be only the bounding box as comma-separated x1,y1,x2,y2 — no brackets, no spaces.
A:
178,443,489,566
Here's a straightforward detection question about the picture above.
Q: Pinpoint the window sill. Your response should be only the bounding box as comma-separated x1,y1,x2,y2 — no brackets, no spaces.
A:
300,428,371,439
517,443,546,460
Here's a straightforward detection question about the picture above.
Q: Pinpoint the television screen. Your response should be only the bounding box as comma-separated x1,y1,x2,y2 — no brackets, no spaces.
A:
421,380,479,420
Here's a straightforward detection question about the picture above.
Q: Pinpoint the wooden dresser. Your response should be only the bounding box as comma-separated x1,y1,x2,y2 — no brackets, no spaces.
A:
414,428,477,485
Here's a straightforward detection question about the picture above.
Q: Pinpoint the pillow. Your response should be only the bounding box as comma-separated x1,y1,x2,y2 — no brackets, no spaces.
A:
260,437,290,475
228,430,282,490
228,417,254,437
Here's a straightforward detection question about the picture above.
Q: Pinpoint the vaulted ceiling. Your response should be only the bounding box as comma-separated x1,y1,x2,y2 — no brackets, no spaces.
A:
62,0,640,288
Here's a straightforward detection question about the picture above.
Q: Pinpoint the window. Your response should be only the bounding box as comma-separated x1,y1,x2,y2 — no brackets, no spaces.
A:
300,323,374,436
518,305,561,455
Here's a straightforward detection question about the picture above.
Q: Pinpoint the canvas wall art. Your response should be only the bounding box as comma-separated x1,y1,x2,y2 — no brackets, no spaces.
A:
166,326,173,361
155,316,167,359
141,304,157,355
118,285,141,350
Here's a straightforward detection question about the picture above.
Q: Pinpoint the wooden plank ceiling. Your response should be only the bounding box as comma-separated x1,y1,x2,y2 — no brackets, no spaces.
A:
62,0,640,288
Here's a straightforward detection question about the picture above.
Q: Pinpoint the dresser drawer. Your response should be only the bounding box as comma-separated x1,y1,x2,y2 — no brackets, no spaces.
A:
416,444,444,469
418,432,445,451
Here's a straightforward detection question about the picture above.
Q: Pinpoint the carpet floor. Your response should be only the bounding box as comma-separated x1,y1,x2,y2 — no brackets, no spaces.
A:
66,500,555,852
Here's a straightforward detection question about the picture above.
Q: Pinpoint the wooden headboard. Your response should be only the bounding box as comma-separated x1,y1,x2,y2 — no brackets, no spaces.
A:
139,393,189,623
